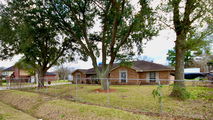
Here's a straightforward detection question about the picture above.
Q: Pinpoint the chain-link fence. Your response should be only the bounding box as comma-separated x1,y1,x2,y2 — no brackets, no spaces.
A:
0,77,70,90
68,78,213,119
1,77,213,119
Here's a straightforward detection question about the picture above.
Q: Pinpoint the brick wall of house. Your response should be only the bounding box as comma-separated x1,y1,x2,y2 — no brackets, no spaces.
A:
109,66,139,85
138,72,148,84
159,71,171,84
14,67,19,78
136,71,172,85
109,67,172,85
44,75,58,81
72,71,87,84
169,75,174,84
19,69,30,76
72,68,172,85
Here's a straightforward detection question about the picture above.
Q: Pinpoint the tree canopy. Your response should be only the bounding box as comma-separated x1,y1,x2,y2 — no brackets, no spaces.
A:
47,0,158,90
0,0,75,87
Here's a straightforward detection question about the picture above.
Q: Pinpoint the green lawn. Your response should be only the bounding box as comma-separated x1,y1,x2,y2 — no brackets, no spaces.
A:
0,81,7,86
0,80,69,87
0,90,155,120
23,84,213,119
50,80,70,84
0,101,37,120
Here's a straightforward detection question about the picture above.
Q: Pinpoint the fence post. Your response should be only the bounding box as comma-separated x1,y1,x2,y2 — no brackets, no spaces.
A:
75,78,78,101
7,79,11,89
158,80,163,114
107,78,110,106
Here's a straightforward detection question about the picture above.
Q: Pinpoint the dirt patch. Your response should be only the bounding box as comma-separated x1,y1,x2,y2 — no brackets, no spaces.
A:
93,88,116,93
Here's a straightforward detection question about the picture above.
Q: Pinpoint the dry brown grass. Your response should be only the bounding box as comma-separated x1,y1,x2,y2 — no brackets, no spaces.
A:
0,101,36,120
22,84,213,120
0,90,155,120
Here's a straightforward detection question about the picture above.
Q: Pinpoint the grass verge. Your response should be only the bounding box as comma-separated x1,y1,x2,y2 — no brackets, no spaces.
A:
0,90,155,120
0,101,36,120
22,84,213,119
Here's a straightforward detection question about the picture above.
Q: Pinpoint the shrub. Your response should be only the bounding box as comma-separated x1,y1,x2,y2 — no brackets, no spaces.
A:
170,85,191,100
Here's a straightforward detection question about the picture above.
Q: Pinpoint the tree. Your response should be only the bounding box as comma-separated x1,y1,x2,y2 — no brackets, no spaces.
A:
158,0,213,99
48,0,157,90
14,58,36,76
0,0,74,88
137,56,154,62
0,67,4,85
207,59,213,72
167,37,212,68
167,49,194,67
193,54,213,72
0,3,17,59
55,65,72,80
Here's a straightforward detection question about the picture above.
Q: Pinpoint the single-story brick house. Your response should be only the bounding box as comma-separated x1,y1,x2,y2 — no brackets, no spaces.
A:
1,66,58,82
72,60,174,85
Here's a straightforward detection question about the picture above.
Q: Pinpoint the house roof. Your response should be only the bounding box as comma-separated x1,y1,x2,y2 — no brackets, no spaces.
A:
72,69,89,74
45,72,57,76
78,69,88,74
130,61,173,72
86,64,119,74
75,60,173,75
3,66,56,76
3,66,15,71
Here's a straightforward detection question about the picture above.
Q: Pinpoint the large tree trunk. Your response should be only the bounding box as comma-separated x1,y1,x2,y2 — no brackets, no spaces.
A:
97,69,110,90
38,69,47,88
170,35,189,99
174,43,185,85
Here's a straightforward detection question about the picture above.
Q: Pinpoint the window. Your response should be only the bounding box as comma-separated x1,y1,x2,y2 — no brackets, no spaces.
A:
149,72,156,82
120,71,127,83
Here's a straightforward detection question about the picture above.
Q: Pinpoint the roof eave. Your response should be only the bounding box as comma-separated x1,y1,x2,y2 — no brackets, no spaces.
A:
136,69,174,72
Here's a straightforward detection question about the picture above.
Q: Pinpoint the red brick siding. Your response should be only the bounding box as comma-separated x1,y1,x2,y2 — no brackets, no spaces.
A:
44,75,58,81
134,71,172,85
72,71,87,84
138,72,149,84
159,71,170,84
109,66,139,85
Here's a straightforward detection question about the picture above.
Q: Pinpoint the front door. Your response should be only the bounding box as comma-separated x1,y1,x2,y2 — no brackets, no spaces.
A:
120,71,127,83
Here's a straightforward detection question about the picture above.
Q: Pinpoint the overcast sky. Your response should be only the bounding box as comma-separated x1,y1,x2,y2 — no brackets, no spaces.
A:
0,0,182,70
0,28,176,70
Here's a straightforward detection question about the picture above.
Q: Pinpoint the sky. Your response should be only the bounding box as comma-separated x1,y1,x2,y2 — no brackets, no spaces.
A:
0,0,185,70
0,29,176,70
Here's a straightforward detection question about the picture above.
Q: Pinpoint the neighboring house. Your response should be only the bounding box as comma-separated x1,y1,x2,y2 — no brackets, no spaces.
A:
1,66,14,79
1,66,58,82
44,72,59,81
72,60,174,85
